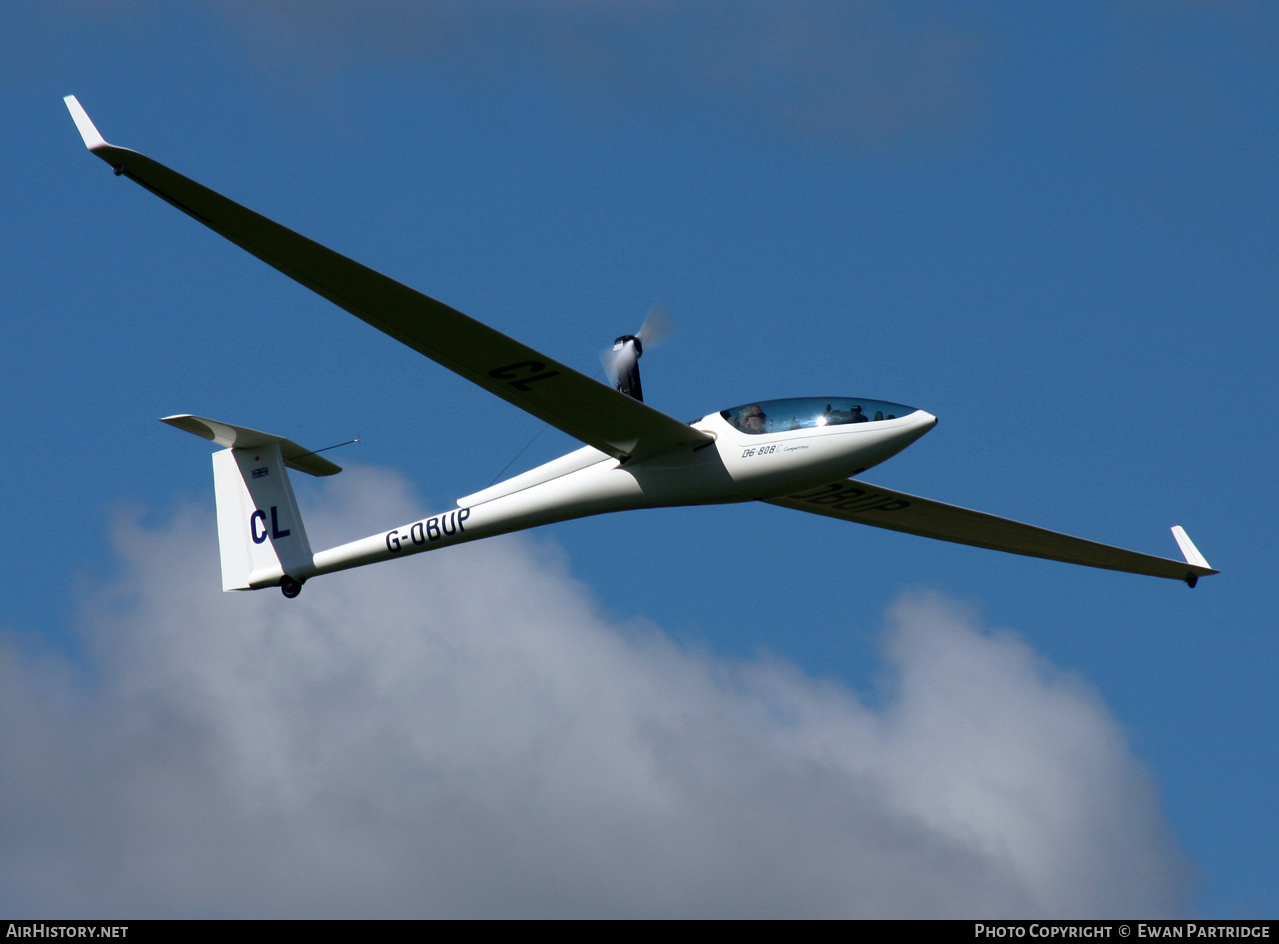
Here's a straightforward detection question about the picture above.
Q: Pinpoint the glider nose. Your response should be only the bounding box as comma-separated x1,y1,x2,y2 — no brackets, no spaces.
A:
906,409,938,439
857,409,936,471
890,409,937,452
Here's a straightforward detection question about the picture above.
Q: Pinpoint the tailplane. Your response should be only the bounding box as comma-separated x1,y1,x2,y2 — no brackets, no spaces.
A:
163,415,340,595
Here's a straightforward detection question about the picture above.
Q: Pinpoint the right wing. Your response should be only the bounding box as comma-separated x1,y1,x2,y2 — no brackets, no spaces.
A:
64,96,711,464
767,479,1218,586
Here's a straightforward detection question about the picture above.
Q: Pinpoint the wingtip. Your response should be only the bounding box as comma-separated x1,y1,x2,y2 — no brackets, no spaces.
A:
1171,525,1214,572
64,95,109,151
161,414,220,444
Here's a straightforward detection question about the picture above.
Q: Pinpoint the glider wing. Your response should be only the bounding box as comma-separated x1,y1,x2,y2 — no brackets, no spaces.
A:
65,96,711,463
767,478,1218,585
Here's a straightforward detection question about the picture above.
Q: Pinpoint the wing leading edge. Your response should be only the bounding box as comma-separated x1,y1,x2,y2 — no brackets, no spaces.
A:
64,96,711,464
768,479,1218,586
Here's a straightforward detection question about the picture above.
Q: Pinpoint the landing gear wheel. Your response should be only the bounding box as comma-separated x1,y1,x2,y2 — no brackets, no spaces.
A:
280,575,303,598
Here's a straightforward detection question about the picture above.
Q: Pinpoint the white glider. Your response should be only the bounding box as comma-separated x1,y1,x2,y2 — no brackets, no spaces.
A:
65,96,1217,597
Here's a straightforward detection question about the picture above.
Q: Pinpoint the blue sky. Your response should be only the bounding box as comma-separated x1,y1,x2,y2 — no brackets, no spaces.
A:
2,2,1275,917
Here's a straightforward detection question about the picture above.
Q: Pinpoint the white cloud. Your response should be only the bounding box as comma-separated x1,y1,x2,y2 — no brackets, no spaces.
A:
0,467,1188,917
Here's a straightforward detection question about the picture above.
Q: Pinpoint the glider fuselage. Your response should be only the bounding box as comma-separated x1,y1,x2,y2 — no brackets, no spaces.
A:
295,402,937,588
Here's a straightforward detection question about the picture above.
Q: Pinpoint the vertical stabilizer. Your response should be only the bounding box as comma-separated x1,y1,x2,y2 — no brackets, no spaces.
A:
212,444,314,590
163,414,336,594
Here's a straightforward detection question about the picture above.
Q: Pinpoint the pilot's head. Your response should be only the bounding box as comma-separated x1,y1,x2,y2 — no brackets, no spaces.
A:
741,405,766,432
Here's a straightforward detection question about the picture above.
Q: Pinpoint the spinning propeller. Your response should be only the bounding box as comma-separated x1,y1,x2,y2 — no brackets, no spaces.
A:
601,301,673,403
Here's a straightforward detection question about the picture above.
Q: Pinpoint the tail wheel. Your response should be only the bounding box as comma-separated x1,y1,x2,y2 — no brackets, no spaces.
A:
280,575,304,598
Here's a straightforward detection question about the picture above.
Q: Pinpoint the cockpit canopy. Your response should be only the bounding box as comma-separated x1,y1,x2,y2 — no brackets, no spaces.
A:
721,397,917,435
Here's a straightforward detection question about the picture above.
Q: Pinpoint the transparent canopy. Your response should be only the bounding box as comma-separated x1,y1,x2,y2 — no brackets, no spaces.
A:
720,397,917,435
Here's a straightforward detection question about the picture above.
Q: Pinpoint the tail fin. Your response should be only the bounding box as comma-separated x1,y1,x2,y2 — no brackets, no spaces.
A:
163,415,340,592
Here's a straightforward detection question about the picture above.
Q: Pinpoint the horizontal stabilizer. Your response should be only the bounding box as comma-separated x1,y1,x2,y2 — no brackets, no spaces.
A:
162,415,342,476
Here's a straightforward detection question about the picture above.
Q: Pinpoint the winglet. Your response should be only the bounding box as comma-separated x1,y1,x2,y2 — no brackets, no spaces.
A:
1171,526,1211,570
64,95,109,152
1171,525,1217,587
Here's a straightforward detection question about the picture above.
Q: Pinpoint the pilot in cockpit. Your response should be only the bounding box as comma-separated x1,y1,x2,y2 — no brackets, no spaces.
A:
738,404,767,433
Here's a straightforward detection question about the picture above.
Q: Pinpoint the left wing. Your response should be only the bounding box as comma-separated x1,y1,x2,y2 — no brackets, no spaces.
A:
64,96,711,464
767,479,1218,586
